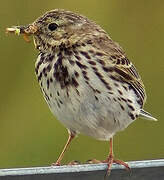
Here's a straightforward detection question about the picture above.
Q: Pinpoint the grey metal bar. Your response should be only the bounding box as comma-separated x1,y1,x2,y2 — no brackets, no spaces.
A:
0,159,164,180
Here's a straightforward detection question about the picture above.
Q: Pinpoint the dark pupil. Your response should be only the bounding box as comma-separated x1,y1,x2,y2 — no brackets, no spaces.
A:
48,23,58,31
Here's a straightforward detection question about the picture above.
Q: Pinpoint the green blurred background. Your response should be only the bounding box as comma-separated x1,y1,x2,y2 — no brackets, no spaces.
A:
0,0,164,168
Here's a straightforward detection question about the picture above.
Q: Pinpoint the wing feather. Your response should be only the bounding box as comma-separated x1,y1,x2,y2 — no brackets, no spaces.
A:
90,35,146,107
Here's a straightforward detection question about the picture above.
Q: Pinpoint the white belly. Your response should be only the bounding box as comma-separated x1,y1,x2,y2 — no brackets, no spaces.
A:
35,53,141,141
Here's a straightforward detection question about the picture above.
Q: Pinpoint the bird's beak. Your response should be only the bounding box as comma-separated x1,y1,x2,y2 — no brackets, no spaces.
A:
6,24,38,43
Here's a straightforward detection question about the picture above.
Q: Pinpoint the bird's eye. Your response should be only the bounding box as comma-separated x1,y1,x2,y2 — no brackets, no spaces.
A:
48,23,58,31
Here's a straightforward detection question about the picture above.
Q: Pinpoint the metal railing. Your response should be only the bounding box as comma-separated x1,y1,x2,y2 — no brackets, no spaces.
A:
0,159,164,180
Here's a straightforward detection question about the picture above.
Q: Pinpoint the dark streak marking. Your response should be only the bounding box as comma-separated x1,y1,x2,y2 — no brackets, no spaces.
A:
94,71,103,78
76,61,88,69
86,40,92,44
137,99,143,106
127,99,133,103
97,59,105,65
80,51,91,59
82,43,86,47
82,70,87,75
88,61,96,65
95,52,104,56
67,91,69,97
120,104,125,110
103,67,114,72
123,85,128,91
110,75,120,82
69,59,75,65
111,55,116,59
74,71,79,77
114,67,133,80
75,55,81,61
128,112,135,120
95,96,98,101
83,75,89,80
118,97,121,101
47,64,51,72
85,80,89,84
118,90,123,95
125,58,130,65
47,79,49,89
94,70,112,90
57,91,60,96
116,59,120,65
43,68,47,77
50,77,53,82
128,104,135,111
96,89,101,93
59,100,63,104
121,97,127,102
92,66,98,71
72,78,79,87
38,72,42,81
121,58,126,65
46,54,54,62
114,83,119,87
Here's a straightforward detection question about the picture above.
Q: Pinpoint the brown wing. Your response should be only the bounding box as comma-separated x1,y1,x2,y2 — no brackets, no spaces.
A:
91,34,146,107
110,54,146,107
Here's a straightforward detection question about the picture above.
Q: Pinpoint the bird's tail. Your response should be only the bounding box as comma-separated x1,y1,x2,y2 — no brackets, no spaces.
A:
139,109,157,121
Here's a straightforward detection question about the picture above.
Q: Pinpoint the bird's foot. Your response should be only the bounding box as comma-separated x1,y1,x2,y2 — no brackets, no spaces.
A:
86,157,130,176
51,160,81,166
104,155,130,176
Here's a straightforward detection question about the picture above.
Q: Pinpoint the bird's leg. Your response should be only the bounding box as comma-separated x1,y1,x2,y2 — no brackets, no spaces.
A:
105,138,130,176
52,131,75,166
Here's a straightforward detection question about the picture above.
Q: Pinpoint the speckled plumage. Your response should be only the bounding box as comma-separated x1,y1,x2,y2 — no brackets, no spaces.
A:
32,9,156,140
7,9,156,174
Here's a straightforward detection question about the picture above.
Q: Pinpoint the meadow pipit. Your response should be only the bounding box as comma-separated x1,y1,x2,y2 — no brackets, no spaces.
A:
6,9,157,175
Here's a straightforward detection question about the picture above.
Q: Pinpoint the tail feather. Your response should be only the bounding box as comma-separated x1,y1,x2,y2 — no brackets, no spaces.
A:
139,109,157,121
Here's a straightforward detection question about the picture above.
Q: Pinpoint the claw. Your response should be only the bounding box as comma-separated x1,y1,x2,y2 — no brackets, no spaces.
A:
51,162,60,166
86,159,102,164
68,160,81,165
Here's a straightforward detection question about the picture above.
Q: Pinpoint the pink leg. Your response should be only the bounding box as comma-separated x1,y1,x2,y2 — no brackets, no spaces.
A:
52,132,75,166
105,138,130,176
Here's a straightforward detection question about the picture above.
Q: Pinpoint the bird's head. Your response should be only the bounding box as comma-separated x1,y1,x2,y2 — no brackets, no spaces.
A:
6,9,104,52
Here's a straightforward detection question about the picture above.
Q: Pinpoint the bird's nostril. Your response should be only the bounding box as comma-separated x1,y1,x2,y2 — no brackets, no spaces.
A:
23,24,38,34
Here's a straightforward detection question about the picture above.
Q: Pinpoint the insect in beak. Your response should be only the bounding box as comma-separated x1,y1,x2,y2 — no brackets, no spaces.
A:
6,24,38,43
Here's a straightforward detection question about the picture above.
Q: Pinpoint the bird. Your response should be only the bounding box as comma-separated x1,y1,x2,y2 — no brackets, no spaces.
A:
6,9,157,175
